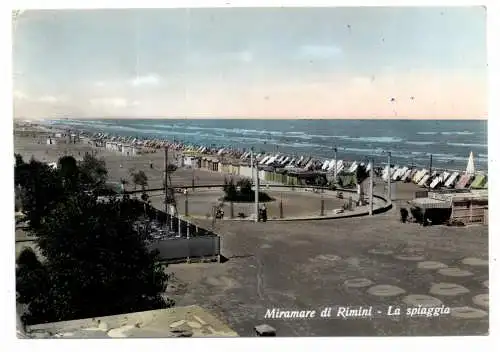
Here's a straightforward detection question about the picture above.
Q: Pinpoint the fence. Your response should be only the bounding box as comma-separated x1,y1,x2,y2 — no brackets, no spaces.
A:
149,235,220,262
144,205,221,262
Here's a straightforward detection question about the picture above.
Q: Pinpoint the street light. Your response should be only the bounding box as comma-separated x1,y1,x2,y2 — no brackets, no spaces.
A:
333,145,338,180
383,151,392,202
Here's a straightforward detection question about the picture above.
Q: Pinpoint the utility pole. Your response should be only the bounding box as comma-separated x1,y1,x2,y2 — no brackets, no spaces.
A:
192,168,195,191
164,147,170,229
255,148,260,223
369,158,374,216
387,151,392,203
333,145,338,180
250,148,257,222
429,154,433,190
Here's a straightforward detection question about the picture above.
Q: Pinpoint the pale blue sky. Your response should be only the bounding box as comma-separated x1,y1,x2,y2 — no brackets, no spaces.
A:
13,7,487,118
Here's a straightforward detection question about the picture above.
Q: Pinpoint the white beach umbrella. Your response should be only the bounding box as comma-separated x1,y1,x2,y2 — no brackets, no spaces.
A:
466,151,475,175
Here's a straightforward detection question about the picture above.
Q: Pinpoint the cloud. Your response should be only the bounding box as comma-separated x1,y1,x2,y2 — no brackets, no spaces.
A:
231,51,253,63
94,81,106,87
130,74,161,87
37,95,59,103
188,50,253,65
90,97,128,108
13,90,28,100
89,97,140,109
298,45,343,59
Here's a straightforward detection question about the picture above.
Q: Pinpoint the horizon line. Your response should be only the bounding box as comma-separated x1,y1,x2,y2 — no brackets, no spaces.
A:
13,116,488,121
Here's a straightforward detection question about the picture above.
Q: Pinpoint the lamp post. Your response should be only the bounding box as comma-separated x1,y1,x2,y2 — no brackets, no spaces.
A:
387,151,392,203
369,158,374,216
333,145,338,180
428,153,433,190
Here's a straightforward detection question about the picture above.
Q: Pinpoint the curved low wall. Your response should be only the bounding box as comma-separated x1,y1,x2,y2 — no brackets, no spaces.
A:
139,184,393,221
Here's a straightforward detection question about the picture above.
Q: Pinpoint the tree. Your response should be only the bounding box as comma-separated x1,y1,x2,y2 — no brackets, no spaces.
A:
79,153,108,191
223,177,237,200
237,178,252,196
355,165,370,203
14,156,64,229
16,248,49,305
58,156,79,184
15,154,170,325
130,170,148,191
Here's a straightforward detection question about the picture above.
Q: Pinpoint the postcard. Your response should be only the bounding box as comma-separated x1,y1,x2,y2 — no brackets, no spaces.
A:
12,6,488,340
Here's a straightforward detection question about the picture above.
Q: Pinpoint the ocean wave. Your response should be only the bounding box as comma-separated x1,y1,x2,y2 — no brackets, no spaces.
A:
405,141,435,145
341,136,403,143
441,131,475,135
446,142,487,148
182,125,273,136
417,131,438,135
434,155,487,162
271,141,325,149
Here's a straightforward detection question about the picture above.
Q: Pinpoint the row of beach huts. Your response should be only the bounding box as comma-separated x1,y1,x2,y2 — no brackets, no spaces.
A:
182,147,487,191
80,131,487,191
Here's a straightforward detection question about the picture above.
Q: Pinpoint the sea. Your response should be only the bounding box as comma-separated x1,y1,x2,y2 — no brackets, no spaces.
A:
46,119,488,171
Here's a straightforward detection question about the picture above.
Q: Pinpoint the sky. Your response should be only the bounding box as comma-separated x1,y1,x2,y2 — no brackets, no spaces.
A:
12,7,487,119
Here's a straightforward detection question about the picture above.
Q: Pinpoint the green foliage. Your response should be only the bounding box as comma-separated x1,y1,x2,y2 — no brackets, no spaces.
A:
223,177,273,202
79,153,108,191
355,165,370,184
130,169,148,190
14,154,170,325
237,178,252,195
15,157,64,229
223,177,237,200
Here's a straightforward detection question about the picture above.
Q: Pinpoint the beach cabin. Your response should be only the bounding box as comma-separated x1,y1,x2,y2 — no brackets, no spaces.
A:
280,156,291,167
286,173,299,186
303,159,314,170
366,162,373,172
382,165,391,181
220,161,230,174
418,174,431,187
121,145,133,156
470,174,487,189
407,169,418,182
258,169,266,181
413,169,428,184
337,160,345,173
259,155,271,165
239,164,253,178
229,163,240,175
440,171,451,184
455,174,474,189
401,169,413,182
392,167,407,181
430,174,445,189
201,157,208,170
444,172,460,188
348,161,359,173
212,160,220,172
299,156,310,168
